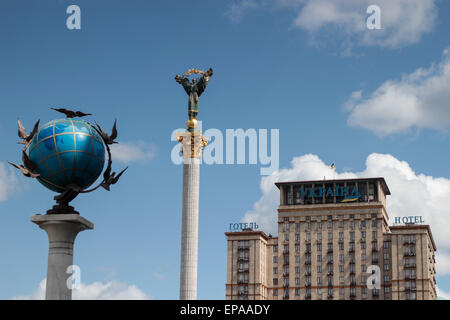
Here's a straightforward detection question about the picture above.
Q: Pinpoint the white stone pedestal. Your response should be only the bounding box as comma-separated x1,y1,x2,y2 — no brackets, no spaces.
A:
31,213,93,300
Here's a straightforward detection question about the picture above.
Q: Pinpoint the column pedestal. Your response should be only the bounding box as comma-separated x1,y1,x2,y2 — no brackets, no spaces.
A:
31,213,94,300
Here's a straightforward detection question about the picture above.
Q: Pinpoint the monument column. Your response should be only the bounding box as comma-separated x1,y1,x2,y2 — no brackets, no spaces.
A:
177,128,208,300
31,213,93,300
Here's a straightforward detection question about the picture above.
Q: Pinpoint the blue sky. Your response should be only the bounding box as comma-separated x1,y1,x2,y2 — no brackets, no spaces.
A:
1,0,450,299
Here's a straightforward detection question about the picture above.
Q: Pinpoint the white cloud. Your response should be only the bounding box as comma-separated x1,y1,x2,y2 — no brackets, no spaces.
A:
12,279,151,300
225,0,438,49
224,0,259,23
437,286,450,300
242,153,450,275
346,48,450,136
110,141,156,164
0,162,19,202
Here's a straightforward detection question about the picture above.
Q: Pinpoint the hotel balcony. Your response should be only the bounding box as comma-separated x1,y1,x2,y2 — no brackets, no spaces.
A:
404,251,416,257
237,257,249,262
404,263,417,268
405,275,416,280
238,246,249,251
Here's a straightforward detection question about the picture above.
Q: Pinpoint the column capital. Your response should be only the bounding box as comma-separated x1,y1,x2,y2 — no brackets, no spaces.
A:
176,131,208,159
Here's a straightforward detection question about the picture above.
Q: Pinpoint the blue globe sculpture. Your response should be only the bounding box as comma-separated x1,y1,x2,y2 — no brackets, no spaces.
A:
28,119,105,193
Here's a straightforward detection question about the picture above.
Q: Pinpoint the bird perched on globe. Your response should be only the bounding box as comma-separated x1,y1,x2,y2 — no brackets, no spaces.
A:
9,107,127,214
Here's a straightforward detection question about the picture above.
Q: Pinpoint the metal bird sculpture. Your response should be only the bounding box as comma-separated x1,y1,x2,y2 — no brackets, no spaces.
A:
17,118,40,149
101,166,128,191
7,161,40,178
95,119,118,144
51,107,92,118
7,151,40,178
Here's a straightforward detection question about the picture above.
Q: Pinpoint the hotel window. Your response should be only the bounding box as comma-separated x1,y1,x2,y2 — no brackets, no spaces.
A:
350,264,355,273
327,221,333,229
317,288,322,295
368,183,376,201
283,223,289,232
362,264,367,272
328,243,333,252
339,242,344,250
328,288,334,296
318,222,322,229
362,287,367,295
295,266,300,274
350,214,355,219
317,276,322,285
339,277,344,284
284,233,289,241
295,277,300,285
317,233,322,241
383,241,389,249
339,254,344,262
295,245,300,253
295,223,300,231
372,220,377,228
340,288,345,295
339,265,344,273
317,243,322,251
384,264,390,271
317,265,322,273
274,245,278,253
284,266,289,274
295,255,300,263
350,287,356,297
372,231,377,238
306,265,311,273
306,233,311,241
362,253,366,261
372,242,378,251
384,287,390,294
273,289,278,296
317,254,322,262
274,267,278,274
273,256,278,263
339,220,344,228
295,289,300,296
361,275,366,283
284,217,289,222
306,244,311,252
384,253,389,260
349,242,355,251
350,232,355,241
361,231,366,239
360,220,366,228
295,234,300,242
328,232,333,240
273,278,278,285
384,275,390,282
306,276,311,285
350,221,355,229
339,232,344,241
306,222,311,230
361,242,366,249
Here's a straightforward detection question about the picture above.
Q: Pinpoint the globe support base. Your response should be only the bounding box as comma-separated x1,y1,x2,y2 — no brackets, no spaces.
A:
31,213,93,300
46,204,79,215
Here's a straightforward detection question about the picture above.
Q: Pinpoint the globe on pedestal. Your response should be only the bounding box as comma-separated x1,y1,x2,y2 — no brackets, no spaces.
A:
28,119,105,193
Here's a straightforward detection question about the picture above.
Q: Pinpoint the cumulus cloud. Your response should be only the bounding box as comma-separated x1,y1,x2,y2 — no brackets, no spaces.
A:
242,153,450,275
224,0,259,23
225,0,437,49
0,162,19,202
346,48,450,136
437,286,450,300
110,141,156,164
12,279,151,300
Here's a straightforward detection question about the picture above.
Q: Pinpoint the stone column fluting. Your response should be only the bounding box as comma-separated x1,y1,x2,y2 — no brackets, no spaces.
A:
177,131,208,300
31,213,93,300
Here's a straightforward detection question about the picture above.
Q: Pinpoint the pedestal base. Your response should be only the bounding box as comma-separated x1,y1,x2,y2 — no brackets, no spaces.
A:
31,213,93,300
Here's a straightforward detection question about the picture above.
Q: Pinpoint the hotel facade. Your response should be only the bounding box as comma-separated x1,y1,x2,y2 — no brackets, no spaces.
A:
225,178,437,300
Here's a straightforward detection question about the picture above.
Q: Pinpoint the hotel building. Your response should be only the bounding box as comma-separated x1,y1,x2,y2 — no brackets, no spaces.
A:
225,178,437,300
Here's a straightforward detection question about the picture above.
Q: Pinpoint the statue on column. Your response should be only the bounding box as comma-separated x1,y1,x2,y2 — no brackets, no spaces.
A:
175,68,213,129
